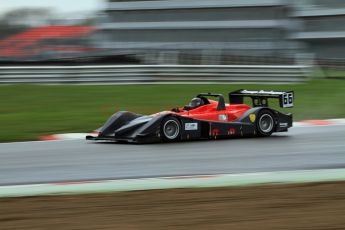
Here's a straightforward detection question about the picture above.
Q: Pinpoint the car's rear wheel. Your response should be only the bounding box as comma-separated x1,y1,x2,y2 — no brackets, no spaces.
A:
161,117,181,142
256,110,275,137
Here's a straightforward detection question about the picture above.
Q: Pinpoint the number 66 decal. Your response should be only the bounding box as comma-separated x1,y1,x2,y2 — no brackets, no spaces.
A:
282,92,294,108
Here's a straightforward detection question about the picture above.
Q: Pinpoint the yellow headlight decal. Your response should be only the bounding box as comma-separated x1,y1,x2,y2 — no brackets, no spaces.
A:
249,114,256,123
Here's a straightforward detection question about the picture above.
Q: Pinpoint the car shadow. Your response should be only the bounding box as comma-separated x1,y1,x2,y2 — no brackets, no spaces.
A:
86,134,291,146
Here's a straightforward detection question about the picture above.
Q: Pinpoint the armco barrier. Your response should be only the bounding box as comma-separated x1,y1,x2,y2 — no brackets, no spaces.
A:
0,65,311,84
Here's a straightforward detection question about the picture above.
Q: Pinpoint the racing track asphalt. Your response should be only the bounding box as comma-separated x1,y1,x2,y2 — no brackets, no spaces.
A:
0,125,344,185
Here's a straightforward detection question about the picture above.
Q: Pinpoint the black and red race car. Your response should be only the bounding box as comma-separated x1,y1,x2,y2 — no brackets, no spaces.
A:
86,90,294,143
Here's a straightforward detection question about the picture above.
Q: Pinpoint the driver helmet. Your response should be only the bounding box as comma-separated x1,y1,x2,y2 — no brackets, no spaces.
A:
189,97,204,109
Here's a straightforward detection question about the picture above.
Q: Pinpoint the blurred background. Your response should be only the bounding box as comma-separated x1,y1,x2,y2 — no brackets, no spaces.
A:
1,0,345,141
1,3,345,229
1,0,345,67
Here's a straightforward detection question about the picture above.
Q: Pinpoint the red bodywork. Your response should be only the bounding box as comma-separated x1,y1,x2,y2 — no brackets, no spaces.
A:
153,100,251,122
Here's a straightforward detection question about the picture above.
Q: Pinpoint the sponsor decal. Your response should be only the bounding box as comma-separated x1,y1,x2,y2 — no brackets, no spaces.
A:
185,123,198,130
218,114,227,121
212,128,220,136
279,122,288,128
228,128,236,135
249,114,256,123
241,90,285,95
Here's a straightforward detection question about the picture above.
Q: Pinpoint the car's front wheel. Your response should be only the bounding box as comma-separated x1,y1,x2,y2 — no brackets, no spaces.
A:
256,110,275,137
161,117,181,142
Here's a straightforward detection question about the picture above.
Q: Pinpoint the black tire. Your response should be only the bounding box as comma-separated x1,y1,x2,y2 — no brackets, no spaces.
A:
256,110,275,137
161,117,181,142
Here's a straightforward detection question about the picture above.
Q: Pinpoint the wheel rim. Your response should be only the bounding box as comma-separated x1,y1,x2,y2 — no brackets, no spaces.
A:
259,114,274,133
163,120,179,139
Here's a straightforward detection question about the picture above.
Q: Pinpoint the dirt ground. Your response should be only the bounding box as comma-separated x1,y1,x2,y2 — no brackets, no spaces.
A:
1,182,345,230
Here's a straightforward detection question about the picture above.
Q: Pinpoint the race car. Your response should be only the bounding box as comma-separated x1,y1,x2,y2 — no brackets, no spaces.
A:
86,90,294,143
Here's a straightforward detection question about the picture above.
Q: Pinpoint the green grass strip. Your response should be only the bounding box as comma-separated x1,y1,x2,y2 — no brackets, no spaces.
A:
1,79,345,142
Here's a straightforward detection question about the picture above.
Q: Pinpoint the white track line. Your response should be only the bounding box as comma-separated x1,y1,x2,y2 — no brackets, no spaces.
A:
1,168,345,197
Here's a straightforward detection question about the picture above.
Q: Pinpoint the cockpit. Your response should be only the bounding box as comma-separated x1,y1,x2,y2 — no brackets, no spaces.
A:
183,97,205,110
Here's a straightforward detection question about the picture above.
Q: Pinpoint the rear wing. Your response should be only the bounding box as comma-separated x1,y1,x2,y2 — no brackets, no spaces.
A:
229,90,294,108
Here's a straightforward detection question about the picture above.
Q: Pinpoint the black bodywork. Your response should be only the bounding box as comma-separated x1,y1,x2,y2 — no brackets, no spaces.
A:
86,90,293,143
